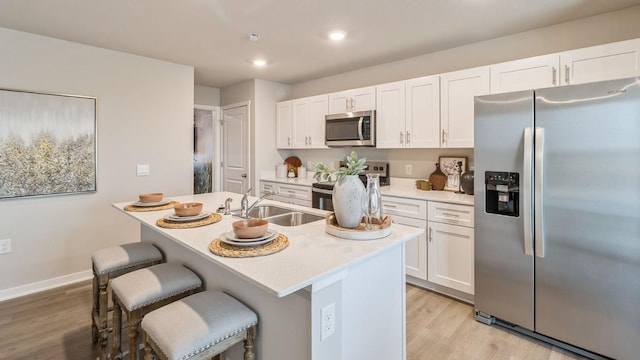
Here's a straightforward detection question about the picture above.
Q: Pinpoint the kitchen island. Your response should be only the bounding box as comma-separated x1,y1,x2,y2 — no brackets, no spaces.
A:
113,192,423,360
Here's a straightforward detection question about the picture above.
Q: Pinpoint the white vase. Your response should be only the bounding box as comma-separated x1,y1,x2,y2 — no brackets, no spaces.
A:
332,175,365,228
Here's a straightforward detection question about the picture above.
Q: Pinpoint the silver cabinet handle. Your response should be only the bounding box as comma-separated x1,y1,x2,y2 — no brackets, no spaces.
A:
441,129,446,144
441,212,459,218
344,98,349,111
428,227,433,242
383,204,397,208
534,127,545,258
400,131,404,144
308,136,311,146
564,65,570,84
552,67,557,86
288,136,291,146
406,131,410,144
523,127,534,256
350,98,354,110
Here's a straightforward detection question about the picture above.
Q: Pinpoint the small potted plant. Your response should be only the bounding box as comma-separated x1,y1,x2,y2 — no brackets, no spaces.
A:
314,151,366,228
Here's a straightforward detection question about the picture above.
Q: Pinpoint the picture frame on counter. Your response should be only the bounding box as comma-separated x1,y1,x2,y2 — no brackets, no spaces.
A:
0,88,97,199
439,156,467,191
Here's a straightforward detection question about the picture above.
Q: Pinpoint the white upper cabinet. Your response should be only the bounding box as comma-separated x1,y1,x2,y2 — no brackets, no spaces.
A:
376,81,406,148
276,100,292,149
560,38,640,85
280,95,328,149
490,54,560,94
328,86,376,113
406,76,440,148
440,67,490,148
376,76,440,149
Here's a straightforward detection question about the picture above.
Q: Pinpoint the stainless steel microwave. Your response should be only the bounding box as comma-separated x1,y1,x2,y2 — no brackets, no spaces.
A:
325,110,376,147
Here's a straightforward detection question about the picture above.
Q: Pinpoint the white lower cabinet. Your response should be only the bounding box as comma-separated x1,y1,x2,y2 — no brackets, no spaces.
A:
382,196,428,280
427,202,474,295
260,181,312,208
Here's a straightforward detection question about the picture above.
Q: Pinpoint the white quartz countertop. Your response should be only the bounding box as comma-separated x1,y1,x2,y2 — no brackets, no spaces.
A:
113,192,423,298
261,176,474,206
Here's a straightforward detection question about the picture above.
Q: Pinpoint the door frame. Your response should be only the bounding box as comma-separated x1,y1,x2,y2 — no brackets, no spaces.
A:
194,104,221,191
221,101,251,194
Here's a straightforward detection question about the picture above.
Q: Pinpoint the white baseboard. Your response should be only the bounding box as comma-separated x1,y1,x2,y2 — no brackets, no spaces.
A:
0,270,93,302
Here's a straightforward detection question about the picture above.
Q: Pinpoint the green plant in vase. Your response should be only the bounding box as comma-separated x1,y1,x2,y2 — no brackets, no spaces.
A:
313,151,366,183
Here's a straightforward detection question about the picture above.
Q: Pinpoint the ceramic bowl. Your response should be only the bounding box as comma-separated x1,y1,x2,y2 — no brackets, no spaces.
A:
174,202,203,217
138,193,163,203
232,219,269,239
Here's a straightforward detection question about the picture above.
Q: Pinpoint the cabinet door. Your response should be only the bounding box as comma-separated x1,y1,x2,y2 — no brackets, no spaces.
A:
427,222,474,294
328,91,351,114
406,75,440,148
276,101,292,149
307,95,328,148
440,67,490,148
351,86,376,111
561,38,640,85
491,54,560,94
376,81,406,148
393,216,428,280
291,98,309,149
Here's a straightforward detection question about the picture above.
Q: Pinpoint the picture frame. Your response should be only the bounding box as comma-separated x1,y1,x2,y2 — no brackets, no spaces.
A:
439,156,467,191
0,88,97,199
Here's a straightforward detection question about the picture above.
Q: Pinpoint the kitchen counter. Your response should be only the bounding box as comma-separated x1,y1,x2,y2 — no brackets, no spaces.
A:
112,192,423,360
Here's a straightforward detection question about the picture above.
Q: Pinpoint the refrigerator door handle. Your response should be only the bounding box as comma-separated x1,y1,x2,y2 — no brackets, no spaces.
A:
534,127,545,258
523,127,534,256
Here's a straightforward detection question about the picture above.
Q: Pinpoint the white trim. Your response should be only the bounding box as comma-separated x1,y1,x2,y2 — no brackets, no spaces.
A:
0,270,92,302
195,104,222,191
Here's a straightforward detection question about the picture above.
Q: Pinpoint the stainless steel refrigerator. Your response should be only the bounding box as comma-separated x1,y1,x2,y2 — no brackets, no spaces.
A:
473,77,640,360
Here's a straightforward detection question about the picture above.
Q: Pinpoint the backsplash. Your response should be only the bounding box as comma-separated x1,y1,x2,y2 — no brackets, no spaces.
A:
280,148,474,180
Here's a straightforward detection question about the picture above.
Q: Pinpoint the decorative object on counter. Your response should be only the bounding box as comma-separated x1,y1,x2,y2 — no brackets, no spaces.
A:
288,167,296,178
124,201,178,212
174,202,203,217
156,213,222,229
428,163,447,191
314,151,367,228
297,166,307,178
208,233,289,258
421,180,431,191
325,212,392,240
276,164,288,178
232,218,268,239
284,156,302,176
461,170,475,195
439,156,467,191
139,193,163,203
455,161,465,194
363,173,382,230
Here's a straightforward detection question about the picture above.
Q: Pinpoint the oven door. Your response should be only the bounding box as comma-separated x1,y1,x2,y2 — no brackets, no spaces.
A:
312,187,334,211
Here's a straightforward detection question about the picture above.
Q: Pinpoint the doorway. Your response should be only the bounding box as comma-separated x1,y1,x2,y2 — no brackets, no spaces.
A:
221,102,250,194
193,105,219,194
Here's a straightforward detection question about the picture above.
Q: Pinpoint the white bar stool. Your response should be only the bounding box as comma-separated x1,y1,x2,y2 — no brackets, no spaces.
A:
110,262,203,360
91,243,163,358
141,291,258,360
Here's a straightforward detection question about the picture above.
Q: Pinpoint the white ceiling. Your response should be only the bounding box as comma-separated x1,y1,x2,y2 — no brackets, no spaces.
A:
1,0,639,88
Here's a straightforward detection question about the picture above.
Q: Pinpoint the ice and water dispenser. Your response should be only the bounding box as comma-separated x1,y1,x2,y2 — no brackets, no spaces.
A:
485,171,519,217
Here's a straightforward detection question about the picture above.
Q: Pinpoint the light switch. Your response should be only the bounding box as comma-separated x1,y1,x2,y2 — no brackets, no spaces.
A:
136,164,150,176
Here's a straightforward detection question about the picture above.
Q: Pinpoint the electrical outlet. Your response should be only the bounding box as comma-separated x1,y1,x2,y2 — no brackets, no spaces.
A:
136,164,150,176
321,302,336,341
0,238,11,254
405,164,412,175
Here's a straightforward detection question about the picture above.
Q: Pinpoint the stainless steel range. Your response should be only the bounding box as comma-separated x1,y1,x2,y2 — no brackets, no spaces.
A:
311,161,389,210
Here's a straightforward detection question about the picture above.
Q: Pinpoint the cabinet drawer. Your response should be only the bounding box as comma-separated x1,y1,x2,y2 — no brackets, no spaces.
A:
381,196,427,220
428,202,474,227
260,181,277,195
277,184,311,202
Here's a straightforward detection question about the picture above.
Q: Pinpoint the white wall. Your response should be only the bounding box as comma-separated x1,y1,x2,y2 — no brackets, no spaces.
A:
195,85,220,106
0,27,194,297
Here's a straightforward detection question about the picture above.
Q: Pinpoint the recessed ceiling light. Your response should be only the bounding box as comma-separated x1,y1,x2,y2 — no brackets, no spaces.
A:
329,31,346,41
248,33,260,42
252,59,267,67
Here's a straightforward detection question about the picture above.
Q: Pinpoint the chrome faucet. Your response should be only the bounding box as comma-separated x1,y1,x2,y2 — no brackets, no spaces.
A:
240,188,277,218
223,197,233,215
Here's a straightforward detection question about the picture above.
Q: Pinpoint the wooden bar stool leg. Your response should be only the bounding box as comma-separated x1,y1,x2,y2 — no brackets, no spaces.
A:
243,325,257,360
111,293,122,360
128,312,141,360
142,332,153,360
91,274,99,343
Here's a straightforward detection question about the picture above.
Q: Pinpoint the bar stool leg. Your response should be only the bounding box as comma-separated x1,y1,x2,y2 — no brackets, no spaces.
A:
142,332,153,360
244,325,257,360
128,313,140,360
91,274,99,343
111,293,122,360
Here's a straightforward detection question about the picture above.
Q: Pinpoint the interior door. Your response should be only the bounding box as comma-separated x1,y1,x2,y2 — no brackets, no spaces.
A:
221,104,249,194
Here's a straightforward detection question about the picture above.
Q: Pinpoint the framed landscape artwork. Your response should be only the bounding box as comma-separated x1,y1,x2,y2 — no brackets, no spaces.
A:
0,88,97,199
439,156,467,191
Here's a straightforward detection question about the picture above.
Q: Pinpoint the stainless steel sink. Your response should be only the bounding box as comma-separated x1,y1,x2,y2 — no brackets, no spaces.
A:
265,212,325,227
231,205,292,219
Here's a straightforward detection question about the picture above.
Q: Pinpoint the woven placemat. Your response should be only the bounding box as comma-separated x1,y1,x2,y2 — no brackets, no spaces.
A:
124,201,179,212
209,233,289,258
156,213,222,229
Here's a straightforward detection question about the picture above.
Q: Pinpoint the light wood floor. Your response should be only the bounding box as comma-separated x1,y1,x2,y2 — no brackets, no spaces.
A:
0,281,586,360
